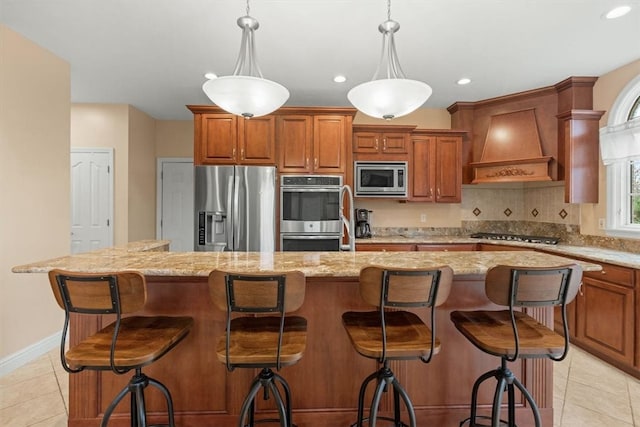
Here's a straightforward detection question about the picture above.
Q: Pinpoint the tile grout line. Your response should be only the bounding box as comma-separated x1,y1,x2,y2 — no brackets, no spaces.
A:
47,353,68,417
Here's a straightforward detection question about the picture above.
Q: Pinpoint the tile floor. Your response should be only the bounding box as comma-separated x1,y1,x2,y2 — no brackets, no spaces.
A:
0,346,638,426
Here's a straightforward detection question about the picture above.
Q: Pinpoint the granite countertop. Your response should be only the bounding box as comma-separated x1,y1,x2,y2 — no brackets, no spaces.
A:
13,240,600,278
356,236,640,269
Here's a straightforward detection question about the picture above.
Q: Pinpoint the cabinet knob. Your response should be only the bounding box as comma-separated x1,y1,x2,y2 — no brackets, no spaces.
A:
241,148,245,160
437,188,441,197
314,158,318,169
375,138,379,150
383,138,387,150
429,188,434,198
232,148,236,160
305,158,309,169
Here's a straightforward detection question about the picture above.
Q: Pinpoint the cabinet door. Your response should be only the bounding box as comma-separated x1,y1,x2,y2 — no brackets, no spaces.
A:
314,115,346,173
576,277,635,365
277,115,313,173
435,136,462,203
197,114,237,165
381,132,408,154
238,116,275,164
353,131,380,154
411,136,435,201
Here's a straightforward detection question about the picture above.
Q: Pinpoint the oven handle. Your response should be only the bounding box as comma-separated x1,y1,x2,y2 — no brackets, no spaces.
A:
280,187,341,193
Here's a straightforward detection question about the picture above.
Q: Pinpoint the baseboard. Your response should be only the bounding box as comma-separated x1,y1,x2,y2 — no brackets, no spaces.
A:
0,331,61,377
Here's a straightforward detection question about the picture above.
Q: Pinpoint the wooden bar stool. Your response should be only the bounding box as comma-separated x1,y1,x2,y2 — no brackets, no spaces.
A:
208,270,307,427
47,269,194,427
342,265,453,427
450,264,582,427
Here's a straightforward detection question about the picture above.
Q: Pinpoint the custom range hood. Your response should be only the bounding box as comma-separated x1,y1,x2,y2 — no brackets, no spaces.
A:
469,108,552,183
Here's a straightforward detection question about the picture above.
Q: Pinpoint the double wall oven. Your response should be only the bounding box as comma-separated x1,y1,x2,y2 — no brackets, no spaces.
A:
280,175,343,251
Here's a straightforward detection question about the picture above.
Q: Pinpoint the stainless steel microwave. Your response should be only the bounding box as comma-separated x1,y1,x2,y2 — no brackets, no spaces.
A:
354,161,408,197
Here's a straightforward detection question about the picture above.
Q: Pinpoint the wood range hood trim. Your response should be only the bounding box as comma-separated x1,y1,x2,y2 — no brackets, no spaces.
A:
470,108,552,183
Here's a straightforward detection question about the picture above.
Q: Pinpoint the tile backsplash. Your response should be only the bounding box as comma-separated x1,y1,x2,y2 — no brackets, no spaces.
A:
461,182,580,225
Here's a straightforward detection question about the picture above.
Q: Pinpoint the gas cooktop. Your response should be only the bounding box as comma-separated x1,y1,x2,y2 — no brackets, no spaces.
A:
470,232,559,245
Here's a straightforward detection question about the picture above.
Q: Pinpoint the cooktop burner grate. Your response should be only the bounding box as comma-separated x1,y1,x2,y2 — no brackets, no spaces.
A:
470,232,559,245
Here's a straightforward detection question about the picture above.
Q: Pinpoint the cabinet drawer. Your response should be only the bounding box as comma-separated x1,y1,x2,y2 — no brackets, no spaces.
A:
416,244,477,252
584,262,634,288
355,243,416,252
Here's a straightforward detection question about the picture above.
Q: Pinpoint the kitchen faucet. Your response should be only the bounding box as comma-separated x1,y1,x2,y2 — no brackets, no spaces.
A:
339,184,355,252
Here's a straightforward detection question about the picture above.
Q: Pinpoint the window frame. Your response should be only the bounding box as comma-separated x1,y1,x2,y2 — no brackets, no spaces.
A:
605,74,640,238
607,158,640,236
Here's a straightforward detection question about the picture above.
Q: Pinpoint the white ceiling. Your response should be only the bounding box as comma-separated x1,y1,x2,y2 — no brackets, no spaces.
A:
1,0,639,120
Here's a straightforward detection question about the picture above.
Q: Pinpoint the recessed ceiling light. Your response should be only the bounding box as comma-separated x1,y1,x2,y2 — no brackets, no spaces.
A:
457,78,472,85
334,75,347,83
204,72,218,80
604,5,631,19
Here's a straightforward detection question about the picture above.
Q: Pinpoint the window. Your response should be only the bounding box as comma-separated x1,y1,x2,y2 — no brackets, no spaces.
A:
602,75,640,237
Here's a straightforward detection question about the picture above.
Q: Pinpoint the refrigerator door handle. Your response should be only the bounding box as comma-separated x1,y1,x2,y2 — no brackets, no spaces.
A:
226,175,234,251
233,171,242,250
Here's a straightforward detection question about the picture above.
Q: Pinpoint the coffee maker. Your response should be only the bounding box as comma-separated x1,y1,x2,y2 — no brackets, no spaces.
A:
355,209,372,238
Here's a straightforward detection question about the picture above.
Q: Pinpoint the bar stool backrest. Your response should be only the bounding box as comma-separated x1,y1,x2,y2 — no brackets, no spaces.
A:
359,265,453,309
47,269,148,374
48,269,146,315
484,264,582,308
209,270,305,314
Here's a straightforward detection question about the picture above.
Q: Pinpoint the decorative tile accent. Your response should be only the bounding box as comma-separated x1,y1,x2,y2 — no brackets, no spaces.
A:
531,208,539,217
559,209,568,219
504,208,512,217
473,207,482,217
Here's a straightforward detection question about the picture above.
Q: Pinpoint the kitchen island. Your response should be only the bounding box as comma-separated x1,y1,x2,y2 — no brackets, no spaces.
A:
13,241,601,427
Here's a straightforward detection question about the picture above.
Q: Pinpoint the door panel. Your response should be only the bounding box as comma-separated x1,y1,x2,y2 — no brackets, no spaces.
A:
160,160,194,251
70,149,113,254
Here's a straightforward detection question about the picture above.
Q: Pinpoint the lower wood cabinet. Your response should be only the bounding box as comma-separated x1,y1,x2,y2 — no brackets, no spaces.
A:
574,267,635,366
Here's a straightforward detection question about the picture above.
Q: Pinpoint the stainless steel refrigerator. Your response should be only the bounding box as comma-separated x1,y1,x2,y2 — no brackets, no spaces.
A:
194,165,276,252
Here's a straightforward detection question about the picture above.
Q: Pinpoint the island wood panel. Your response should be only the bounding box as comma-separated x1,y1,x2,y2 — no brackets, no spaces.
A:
66,275,552,427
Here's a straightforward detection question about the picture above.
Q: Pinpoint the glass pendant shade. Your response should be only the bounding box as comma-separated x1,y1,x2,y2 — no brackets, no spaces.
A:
348,78,432,120
202,12,289,118
348,11,432,120
203,76,289,118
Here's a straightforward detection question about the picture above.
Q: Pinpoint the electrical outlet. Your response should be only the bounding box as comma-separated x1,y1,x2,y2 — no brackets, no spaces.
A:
598,218,606,229
420,213,427,223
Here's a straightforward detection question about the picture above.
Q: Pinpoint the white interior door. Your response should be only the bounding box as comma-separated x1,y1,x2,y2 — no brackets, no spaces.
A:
70,148,113,254
157,158,194,251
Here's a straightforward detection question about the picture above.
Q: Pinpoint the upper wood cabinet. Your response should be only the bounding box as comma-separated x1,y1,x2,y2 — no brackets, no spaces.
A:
188,106,356,170
277,115,313,172
278,113,353,174
448,76,604,203
191,112,275,165
352,125,416,160
411,131,464,203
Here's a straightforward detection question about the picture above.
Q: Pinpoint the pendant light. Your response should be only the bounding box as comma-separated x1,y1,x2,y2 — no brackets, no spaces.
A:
202,0,289,118
348,0,432,120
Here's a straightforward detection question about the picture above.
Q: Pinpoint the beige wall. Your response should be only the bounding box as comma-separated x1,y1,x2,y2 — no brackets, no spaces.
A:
128,106,157,241
71,104,130,245
156,120,193,158
581,59,640,236
0,25,70,358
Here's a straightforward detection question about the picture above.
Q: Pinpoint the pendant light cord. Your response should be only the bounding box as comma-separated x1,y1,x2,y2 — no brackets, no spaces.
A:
246,0,250,16
387,0,391,20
